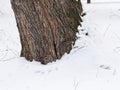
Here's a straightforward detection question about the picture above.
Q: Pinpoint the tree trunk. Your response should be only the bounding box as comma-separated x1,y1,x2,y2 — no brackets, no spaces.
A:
87,0,91,3
11,0,83,64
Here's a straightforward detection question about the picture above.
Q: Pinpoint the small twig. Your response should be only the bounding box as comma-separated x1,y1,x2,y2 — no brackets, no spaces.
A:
72,46,86,55
0,57,19,62
114,32,120,41
73,78,79,90
103,24,111,37
8,48,19,56
0,46,20,62
0,49,9,60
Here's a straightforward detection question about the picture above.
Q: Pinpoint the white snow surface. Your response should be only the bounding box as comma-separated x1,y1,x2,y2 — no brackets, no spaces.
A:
0,0,120,90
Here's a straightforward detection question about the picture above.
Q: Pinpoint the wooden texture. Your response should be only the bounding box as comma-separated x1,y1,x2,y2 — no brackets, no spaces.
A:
11,0,83,64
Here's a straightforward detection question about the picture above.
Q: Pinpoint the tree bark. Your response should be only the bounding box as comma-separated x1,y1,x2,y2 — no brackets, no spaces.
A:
11,0,83,64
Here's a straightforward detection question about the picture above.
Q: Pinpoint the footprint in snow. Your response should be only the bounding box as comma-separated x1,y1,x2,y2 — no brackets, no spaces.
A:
34,67,58,74
99,65,111,70
0,11,4,16
114,47,120,54
34,71,45,74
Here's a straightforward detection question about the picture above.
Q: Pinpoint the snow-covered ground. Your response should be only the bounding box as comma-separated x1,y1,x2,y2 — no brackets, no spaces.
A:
0,0,120,90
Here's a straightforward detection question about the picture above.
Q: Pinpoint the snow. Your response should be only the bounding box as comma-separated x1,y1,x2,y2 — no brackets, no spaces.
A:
0,0,120,90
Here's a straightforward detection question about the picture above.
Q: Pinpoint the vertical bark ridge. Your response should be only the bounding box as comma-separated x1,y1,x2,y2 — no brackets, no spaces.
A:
39,0,58,59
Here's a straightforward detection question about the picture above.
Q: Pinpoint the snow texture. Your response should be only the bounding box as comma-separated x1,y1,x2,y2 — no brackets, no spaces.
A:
0,0,120,90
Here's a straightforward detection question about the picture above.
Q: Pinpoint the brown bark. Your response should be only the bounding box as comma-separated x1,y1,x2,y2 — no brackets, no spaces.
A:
11,0,83,64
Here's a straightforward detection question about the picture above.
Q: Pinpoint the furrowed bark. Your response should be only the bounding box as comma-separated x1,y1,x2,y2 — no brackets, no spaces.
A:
11,0,83,64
